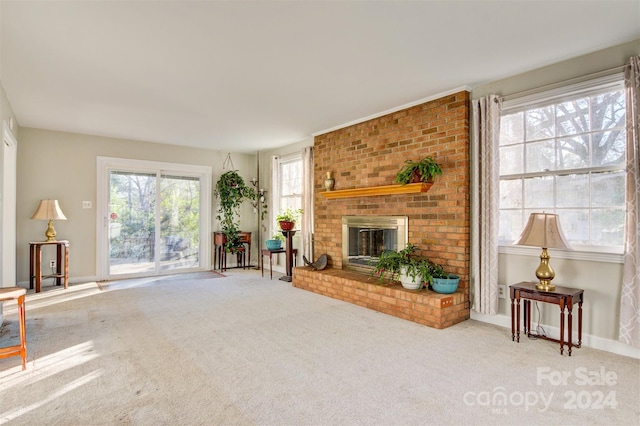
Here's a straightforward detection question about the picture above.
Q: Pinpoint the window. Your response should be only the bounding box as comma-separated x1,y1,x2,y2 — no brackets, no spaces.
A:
272,153,303,231
499,77,626,254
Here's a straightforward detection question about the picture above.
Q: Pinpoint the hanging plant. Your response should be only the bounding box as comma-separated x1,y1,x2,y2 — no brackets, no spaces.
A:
214,170,256,252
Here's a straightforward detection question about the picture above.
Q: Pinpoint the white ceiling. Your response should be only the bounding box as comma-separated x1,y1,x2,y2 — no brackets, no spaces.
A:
1,1,639,153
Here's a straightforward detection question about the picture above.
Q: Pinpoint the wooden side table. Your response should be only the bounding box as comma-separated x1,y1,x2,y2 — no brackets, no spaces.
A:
213,231,252,271
510,281,583,356
29,240,69,293
261,248,298,279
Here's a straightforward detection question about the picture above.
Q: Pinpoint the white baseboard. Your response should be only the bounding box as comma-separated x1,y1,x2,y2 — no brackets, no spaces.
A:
470,311,640,360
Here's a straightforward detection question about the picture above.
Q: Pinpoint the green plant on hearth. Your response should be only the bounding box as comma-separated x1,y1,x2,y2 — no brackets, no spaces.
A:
214,170,257,252
394,156,443,185
428,261,460,294
370,243,438,290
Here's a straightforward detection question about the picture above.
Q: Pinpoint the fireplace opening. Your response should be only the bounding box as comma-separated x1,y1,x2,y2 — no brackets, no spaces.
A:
342,216,408,273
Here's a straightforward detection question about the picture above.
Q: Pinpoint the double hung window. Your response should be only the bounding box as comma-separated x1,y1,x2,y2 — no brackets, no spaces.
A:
499,76,626,255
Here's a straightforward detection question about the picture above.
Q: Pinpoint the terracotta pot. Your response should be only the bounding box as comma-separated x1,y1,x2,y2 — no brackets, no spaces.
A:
279,220,295,231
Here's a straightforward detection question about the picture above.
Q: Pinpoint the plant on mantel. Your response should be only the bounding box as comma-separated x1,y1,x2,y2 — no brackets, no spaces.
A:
394,156,443,185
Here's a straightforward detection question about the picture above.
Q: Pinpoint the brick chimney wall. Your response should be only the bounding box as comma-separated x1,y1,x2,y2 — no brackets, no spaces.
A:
313,90,470,291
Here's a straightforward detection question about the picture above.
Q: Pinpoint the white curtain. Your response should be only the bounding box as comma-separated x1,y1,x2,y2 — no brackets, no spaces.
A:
270,155,280,236
471,95,501,315
301,146,314,260
620,56,640,347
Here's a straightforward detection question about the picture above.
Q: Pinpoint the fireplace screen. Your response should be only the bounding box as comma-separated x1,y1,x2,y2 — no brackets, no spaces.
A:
342,216,408,273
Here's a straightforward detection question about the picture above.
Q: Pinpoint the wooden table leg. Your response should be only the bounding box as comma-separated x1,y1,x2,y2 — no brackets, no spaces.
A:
568,304,573,356
63,243,69,289
35,245,42,293
578,298,583,348
516,294,521,343
29,245,35,290
559,300,566,355
56,244,62,286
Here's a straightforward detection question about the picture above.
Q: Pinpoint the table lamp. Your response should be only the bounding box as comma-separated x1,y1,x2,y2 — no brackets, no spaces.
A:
514,213,571,292
31,199,67,242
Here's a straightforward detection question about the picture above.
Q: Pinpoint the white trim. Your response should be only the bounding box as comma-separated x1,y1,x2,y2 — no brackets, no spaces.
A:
499,245,624,264
313,86,471,137
502,72,624,112
470,311,640,359
96,156,212,281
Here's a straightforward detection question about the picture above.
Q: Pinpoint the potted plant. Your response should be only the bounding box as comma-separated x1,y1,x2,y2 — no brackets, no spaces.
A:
214,170,256,252
371,243,433,290
276,207,303,231
394,156,443,185
265,233,285,250
430,262,460,294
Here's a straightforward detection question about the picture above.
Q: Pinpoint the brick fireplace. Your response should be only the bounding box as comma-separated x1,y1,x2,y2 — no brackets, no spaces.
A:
292,91,471,329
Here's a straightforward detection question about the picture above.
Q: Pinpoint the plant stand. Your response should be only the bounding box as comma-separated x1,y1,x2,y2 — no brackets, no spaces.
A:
279,230,296,282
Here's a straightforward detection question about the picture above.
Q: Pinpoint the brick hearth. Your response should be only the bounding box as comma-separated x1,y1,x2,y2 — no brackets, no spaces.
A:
293,267,469,329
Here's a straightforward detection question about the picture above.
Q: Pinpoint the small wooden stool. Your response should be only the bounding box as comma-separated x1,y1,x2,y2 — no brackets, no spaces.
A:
0,287,27,370
261,248,298,279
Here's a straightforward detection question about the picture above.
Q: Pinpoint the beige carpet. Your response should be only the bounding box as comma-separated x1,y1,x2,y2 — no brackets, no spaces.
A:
1,269,638,425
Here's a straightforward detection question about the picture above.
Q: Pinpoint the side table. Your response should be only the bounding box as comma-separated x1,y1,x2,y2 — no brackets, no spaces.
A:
261,248,298,280
510,281,583,356
29,240,69,293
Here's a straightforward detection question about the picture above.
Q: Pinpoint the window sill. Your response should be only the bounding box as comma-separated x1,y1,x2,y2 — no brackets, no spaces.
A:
499,245,623,264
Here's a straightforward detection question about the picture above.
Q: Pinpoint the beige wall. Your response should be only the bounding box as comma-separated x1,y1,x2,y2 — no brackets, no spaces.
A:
16,128,257,282
470,40,640,355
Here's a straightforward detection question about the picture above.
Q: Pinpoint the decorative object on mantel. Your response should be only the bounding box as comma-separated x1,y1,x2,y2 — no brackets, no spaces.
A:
276,207,303,231
321,182,432,199
303,254,328,271
513,212,571,292
31,199,67,242
324,171,335,191
394,156,443,185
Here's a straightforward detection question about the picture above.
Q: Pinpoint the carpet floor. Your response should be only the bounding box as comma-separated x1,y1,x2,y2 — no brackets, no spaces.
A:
1,269,638,425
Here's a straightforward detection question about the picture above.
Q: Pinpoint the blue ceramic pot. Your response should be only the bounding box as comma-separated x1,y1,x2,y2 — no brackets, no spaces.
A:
265,239,282,250
432,274,460,294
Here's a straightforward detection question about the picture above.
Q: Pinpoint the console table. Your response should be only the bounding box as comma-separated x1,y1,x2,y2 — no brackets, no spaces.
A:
29,240,69,293
213,231,251,271
510,281,583,356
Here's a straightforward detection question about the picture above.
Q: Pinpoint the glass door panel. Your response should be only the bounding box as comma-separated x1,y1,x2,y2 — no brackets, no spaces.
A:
159,174,200,272
108,171,156,276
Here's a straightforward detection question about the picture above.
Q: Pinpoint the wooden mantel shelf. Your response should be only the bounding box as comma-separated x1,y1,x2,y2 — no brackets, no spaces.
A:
321,182,432,199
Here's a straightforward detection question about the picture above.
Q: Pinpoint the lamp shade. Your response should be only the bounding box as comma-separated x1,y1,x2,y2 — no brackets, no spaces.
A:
515,213,571,250
31,199,67,221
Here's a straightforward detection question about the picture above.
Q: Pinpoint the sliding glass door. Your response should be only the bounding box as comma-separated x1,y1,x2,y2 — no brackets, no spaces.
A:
97,157,211,280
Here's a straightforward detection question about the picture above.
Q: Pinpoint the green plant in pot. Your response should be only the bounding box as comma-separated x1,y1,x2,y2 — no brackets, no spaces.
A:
371,243,433,290
394,156,443,185
276,207,303,231
265,233,285,251
430,262,460,294
214,170,256,253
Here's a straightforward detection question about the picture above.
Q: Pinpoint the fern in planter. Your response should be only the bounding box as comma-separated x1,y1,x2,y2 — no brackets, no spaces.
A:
394,156,443,185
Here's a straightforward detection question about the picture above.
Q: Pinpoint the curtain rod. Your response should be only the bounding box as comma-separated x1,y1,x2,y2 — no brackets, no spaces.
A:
499,64,627,102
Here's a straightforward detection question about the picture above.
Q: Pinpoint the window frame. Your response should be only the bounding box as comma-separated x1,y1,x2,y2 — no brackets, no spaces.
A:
271,152,303,235
498,73,625,264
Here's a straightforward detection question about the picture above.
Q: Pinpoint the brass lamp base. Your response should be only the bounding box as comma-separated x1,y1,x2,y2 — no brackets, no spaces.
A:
44,219,57,242
535,247,555,292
